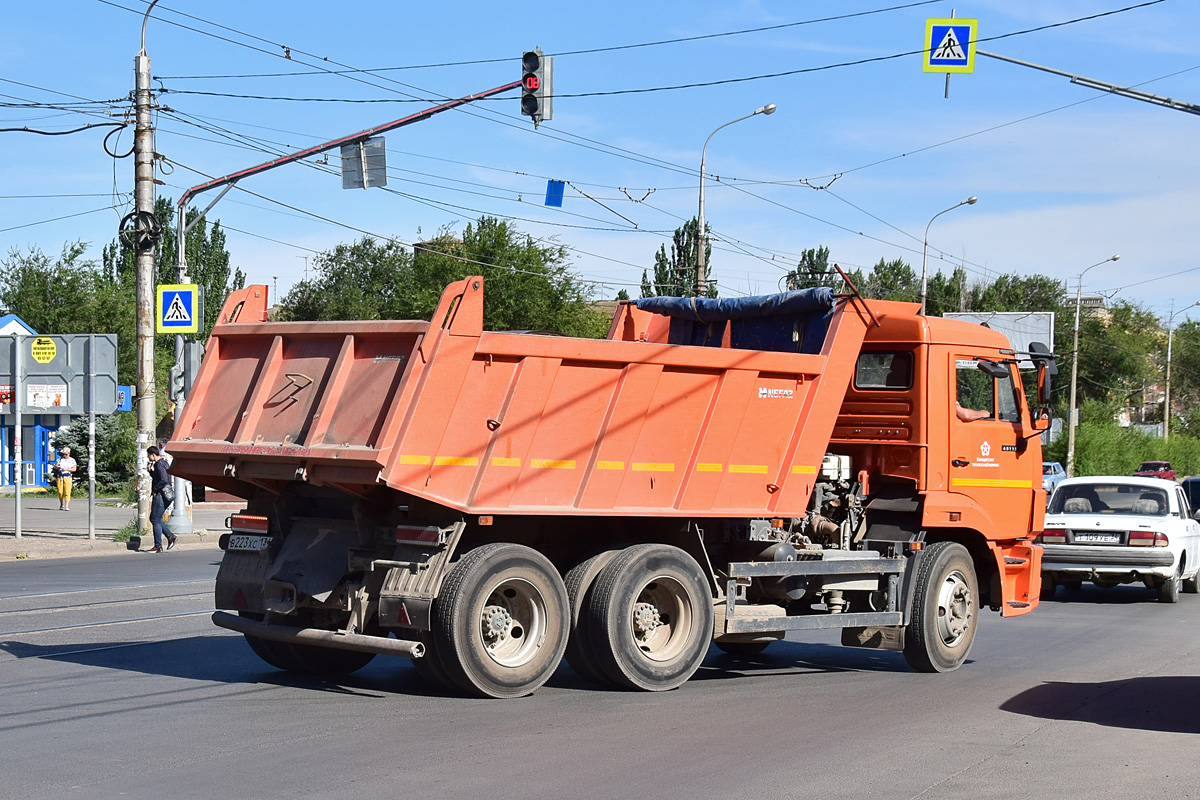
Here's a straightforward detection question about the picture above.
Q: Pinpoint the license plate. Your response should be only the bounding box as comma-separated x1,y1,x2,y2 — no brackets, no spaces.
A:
1073,532,1120,544
228,534,272,552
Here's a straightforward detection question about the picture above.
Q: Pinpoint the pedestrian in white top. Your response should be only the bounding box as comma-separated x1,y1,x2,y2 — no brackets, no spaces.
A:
55,446,77,511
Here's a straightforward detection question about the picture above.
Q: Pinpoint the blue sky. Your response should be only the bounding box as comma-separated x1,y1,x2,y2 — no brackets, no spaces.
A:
3,1,1198,332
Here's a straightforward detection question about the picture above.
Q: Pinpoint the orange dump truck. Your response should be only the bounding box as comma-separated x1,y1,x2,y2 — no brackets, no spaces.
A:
173,276,1053,698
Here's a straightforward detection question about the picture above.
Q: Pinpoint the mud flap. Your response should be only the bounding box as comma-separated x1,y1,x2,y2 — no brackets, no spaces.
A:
841,626,905,651
265,518,361,603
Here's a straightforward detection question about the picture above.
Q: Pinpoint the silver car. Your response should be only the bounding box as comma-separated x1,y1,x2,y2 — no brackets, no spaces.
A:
1038,476,1200,602
1042,461,1066,497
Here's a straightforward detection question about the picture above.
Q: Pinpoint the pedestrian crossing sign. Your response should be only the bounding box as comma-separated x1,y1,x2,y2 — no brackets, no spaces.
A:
923,18,977,73
157,284,199,334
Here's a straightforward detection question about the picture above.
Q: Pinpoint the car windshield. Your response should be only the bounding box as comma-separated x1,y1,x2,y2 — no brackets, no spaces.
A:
1049,483,1169,516
1138,462,1167,471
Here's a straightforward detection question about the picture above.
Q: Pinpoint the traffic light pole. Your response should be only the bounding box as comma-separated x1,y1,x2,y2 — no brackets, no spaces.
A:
173,79,521,267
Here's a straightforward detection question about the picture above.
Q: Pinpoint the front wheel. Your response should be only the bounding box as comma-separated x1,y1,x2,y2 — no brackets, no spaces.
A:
586,544,714,691
903,542,978,673
432,543,570,699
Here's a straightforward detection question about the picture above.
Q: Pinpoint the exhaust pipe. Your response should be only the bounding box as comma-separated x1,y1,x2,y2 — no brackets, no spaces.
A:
213,611,425,659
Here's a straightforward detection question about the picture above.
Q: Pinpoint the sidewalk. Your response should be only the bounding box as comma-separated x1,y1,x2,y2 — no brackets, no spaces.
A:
0,494,240,560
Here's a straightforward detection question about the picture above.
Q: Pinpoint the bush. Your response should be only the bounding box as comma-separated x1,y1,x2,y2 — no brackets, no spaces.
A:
1045,421,1200,478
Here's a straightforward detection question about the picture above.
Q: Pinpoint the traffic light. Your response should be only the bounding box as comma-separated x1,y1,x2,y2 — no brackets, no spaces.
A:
521,49,553,125
168,361,185,403
183,339,205,396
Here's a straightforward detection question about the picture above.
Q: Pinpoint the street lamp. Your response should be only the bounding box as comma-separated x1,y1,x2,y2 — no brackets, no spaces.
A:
920,196,977,315
1164,301,1199,443
695,103,776,296
1066,254,1121,477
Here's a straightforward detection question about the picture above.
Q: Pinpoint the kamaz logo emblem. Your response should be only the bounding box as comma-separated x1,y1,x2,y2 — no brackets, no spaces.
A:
980,441,991,456
758,388,794,399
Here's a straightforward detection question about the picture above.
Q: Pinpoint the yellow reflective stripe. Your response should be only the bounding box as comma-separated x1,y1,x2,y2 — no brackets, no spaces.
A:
951,478,1034,488
491,457,521,467
398,455,431,465
632,462,674,472
434,456,478,467
532,459,576,469
695,463,723,473
595,460,624,470
792,465,818,474
729,464,768,474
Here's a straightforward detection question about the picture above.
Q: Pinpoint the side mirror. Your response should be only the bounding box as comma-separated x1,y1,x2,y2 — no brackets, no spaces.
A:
977,359,1010,379
1029,342,1057,406
1031,408,1051,431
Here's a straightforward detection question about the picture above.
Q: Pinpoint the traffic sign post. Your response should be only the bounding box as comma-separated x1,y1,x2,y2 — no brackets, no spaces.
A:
157,283,200,335
924,18,977,73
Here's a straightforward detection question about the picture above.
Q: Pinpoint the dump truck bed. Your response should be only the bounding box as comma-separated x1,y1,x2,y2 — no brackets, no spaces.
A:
170,278,874,517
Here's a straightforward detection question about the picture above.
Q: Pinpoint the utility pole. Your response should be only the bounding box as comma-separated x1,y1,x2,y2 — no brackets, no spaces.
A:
132,1,162,536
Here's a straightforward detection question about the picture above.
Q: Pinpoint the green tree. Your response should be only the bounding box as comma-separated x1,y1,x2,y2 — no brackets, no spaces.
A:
279,216,609,338
784,246,841,291
862,257,919,302
644,218,714,298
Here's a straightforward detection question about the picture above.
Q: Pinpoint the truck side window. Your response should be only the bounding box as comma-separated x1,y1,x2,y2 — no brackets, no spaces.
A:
855,352,913,390
956,360,993,419
995,367,1021,423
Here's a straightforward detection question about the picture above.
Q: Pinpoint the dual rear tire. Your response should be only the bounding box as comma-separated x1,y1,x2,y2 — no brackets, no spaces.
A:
427,542,714,696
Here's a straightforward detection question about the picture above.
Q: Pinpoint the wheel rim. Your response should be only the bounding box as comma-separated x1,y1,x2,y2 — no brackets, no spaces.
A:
935,570,973,647
479,577,546,668
629,576,694,662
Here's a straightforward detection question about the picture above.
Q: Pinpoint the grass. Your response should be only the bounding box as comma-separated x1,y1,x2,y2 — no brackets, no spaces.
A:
113,520,138,543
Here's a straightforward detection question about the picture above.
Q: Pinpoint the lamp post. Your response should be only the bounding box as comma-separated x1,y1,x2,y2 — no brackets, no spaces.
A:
1066,254,1121,477
1164,301,1199,443
695,103,776,296
920,196,977,315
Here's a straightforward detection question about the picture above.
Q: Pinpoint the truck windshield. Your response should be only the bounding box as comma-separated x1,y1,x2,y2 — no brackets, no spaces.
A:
1049,483,1169,516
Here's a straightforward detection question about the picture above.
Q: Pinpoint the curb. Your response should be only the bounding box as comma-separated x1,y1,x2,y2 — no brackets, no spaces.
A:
5,530,224,561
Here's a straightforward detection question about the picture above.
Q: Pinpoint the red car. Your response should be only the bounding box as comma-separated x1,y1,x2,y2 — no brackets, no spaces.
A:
1134,461,1177,481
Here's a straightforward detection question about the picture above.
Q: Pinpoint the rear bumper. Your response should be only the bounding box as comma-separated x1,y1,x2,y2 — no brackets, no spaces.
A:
1040,544,1175,577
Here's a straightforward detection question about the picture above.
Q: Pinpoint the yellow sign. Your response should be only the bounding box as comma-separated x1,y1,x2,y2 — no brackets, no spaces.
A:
30,337,56,364
923,18,977,74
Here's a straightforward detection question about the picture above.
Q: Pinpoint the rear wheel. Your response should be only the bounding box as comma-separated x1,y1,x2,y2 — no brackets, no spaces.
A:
402,627,458,693
1157,569,1181,604
1183,563,1200,595
239,611,377,677
562,551,620,686
903,542,978,673
432,543,569,699
239,611,296,671
586,544,714,692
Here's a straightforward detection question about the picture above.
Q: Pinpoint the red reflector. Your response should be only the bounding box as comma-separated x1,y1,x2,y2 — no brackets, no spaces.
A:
230,514,269,533
1128,530,1168,547
395,525,440,544
1037,531,1067,544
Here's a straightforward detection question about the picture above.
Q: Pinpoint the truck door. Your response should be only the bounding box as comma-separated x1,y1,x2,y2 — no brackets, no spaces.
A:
948,356,1036,528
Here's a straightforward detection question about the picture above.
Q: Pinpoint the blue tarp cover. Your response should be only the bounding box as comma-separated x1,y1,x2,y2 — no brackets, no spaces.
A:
635,288,835,354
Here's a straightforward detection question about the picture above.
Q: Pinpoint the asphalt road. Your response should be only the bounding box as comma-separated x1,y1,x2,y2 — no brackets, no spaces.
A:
2,553,1198,800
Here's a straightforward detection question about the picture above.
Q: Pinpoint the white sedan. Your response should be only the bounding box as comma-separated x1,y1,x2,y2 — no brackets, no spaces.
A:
1037,476,1200,603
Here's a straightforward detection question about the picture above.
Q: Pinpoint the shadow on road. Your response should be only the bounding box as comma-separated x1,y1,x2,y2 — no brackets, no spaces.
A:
1001,677,1200,734
2,631,931,699
1042,583,1171,605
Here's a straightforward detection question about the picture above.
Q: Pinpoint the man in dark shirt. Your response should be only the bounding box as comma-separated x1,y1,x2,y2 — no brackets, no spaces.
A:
146,446,177,553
